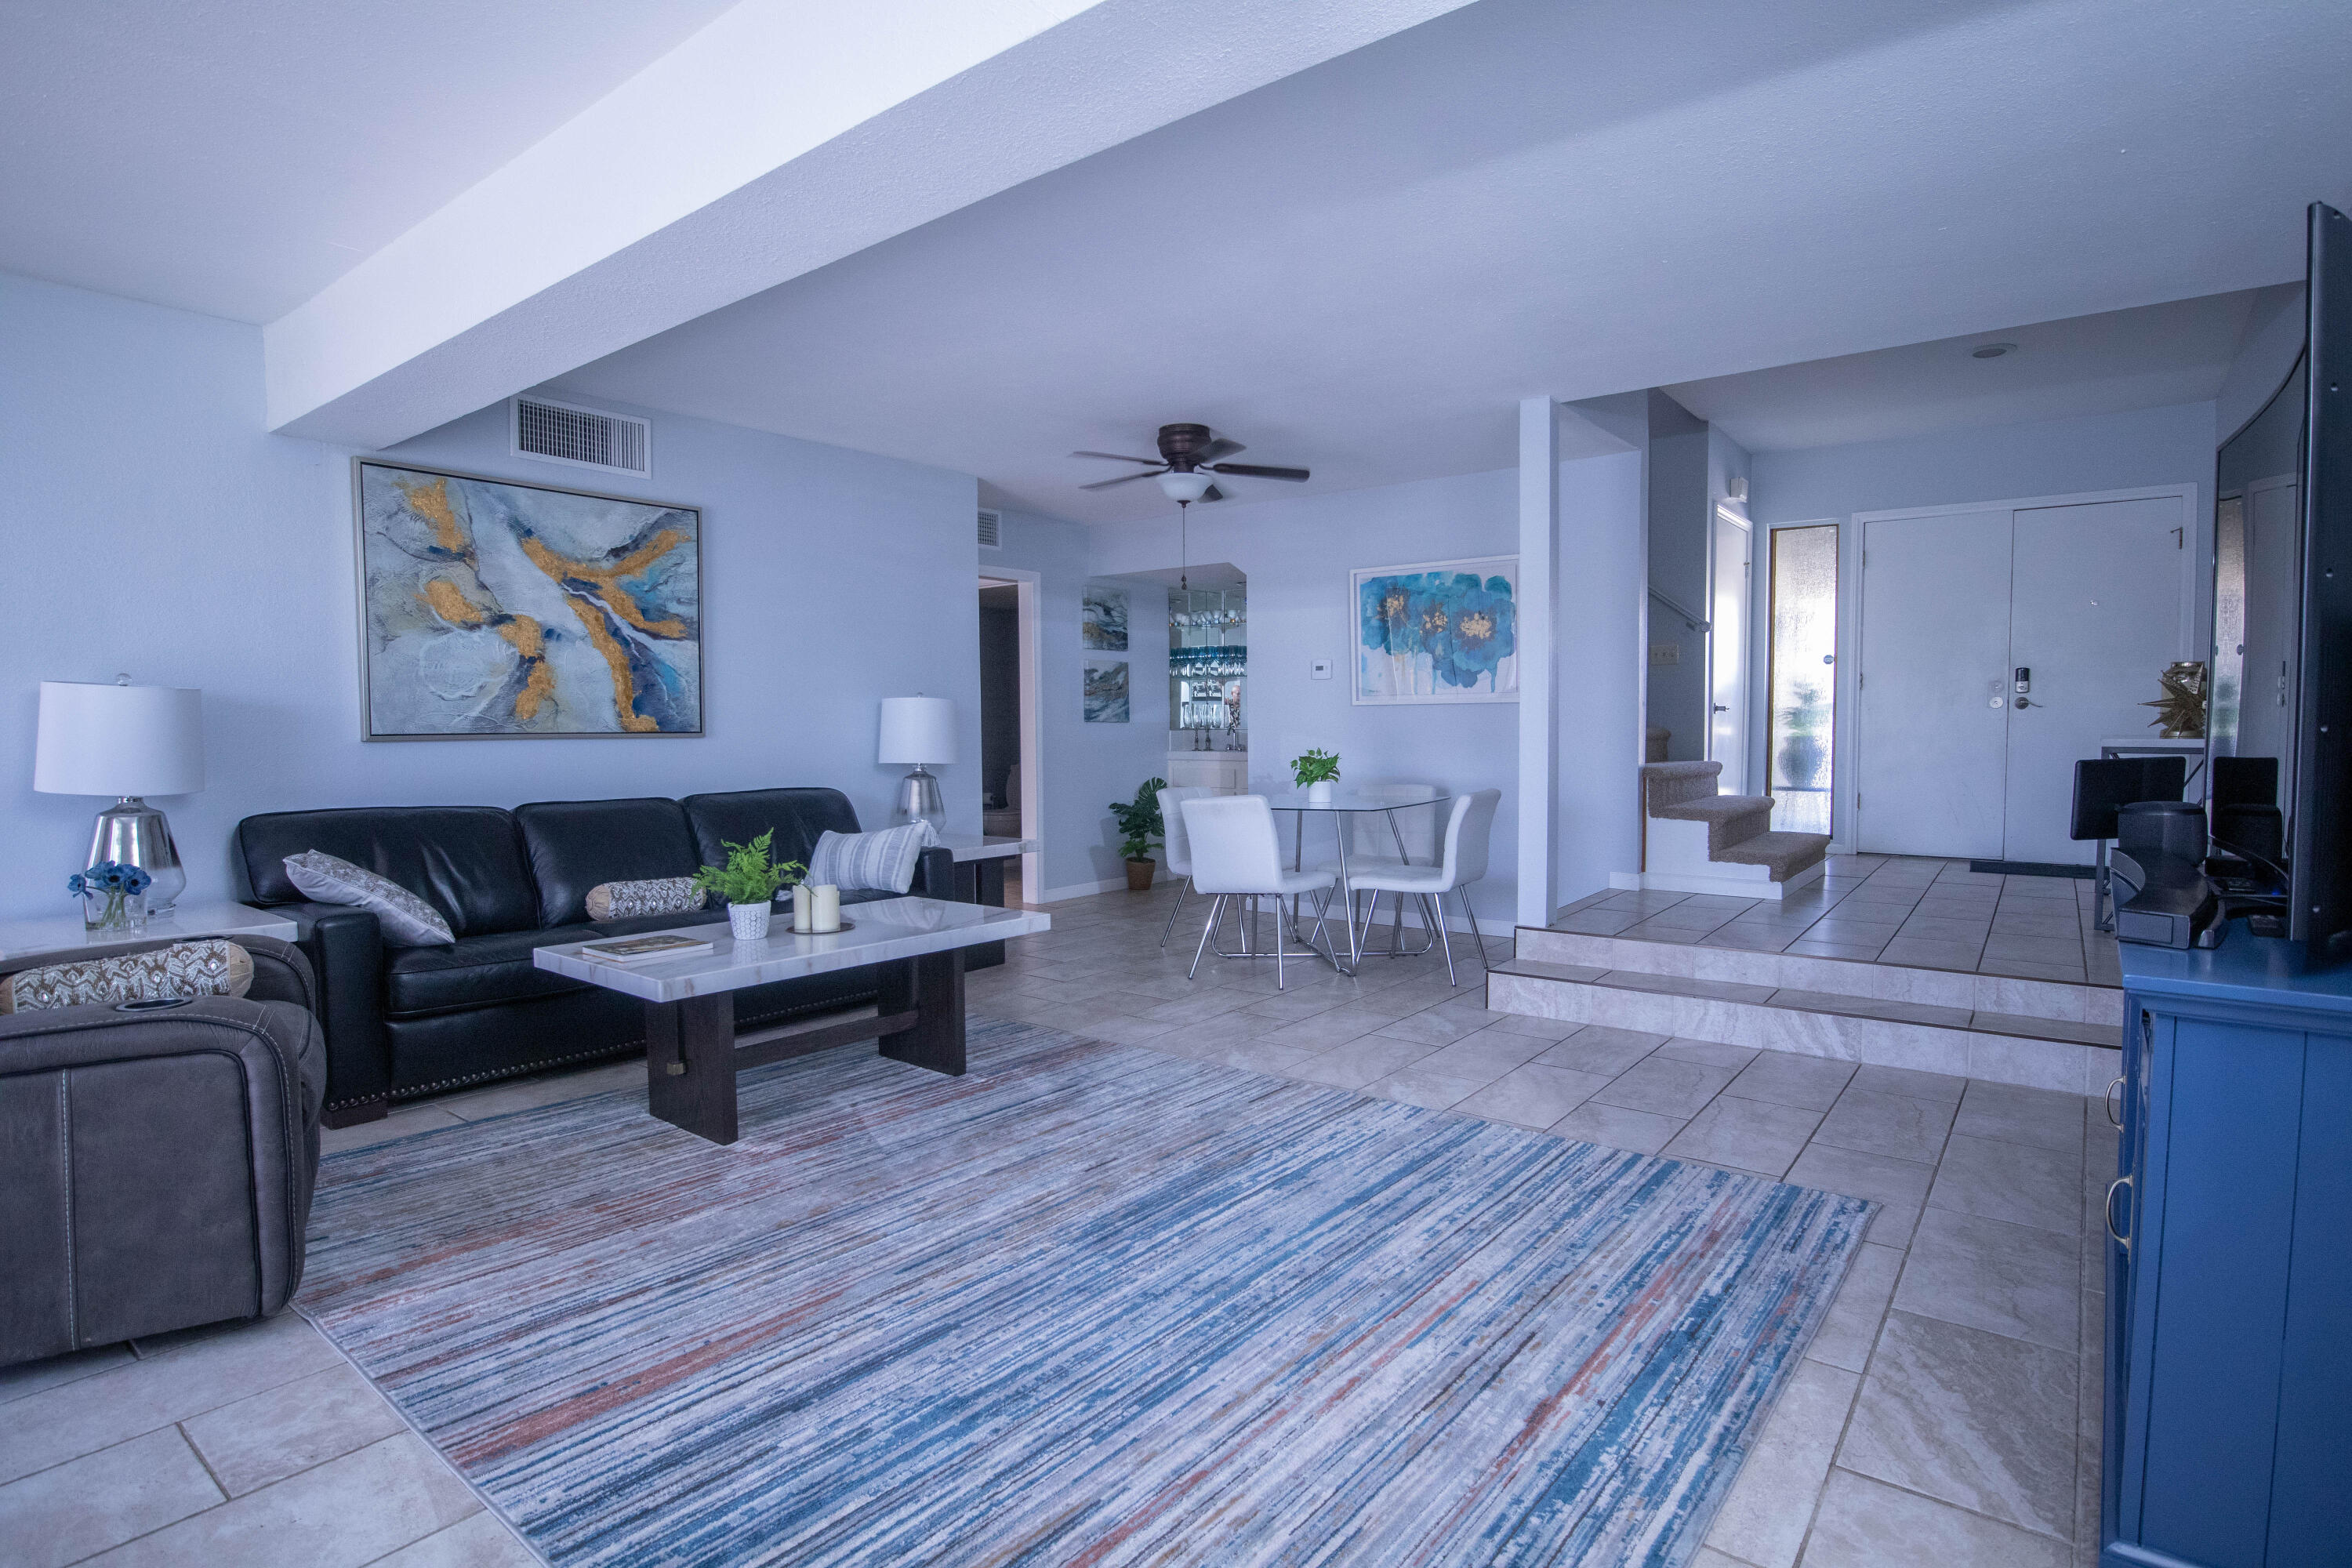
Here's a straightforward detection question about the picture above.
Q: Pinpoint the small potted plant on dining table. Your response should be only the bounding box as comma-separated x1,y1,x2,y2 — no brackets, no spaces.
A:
1109,776,1169,891
1291,747,1341,805
691,830,804,942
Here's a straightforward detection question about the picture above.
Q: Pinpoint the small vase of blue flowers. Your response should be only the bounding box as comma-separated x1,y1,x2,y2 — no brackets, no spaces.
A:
71,861,151,935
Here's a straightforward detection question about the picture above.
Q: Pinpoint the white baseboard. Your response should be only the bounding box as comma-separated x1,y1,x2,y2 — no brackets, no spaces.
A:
1608,872,1643,891
1038,876,1134,902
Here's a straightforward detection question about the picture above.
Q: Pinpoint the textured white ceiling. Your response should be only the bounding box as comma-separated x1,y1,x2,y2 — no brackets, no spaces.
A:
0,0,737,320
550,0,2352,520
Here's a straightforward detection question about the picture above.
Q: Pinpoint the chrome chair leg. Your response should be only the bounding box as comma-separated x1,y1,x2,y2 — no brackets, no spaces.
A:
1434,893,1457,986
1189,895,1225,979
1459,888,1491,971
1159,878,1192,948
1272,894,1287,989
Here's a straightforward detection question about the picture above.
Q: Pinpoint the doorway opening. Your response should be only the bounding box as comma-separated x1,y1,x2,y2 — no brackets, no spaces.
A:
1766,524,1838,834
978,572,1040,904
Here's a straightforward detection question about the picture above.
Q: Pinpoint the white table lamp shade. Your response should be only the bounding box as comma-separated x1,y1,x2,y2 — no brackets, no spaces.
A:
34,682,206,797
878,697,956,766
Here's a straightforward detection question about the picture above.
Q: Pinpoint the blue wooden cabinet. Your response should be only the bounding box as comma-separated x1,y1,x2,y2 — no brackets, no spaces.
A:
2108,938,2352,1567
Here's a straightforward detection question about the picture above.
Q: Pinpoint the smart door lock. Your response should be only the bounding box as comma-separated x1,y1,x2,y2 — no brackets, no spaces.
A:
2013,666,2031,695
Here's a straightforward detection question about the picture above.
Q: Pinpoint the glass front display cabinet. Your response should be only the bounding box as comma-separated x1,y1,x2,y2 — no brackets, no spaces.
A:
1170,588,1246,743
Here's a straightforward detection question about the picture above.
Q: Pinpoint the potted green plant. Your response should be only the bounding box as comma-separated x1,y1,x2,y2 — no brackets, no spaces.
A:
1290,747,1341,804
691,830,804,942
1776,681,1828,792
1109,776,1168,891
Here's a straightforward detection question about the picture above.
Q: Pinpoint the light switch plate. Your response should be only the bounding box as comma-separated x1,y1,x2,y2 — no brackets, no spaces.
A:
1311,659,1333,680
1650,643,1680,666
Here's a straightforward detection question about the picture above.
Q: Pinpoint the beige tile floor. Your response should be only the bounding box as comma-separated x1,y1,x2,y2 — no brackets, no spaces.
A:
2,881,2114,1566
1554,855,2122,989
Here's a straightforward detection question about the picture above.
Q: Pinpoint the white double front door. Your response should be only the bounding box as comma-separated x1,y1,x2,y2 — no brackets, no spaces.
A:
1855,491,2191,863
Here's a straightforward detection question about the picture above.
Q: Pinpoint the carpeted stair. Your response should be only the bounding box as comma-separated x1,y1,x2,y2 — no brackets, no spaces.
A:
1644,760,1830,885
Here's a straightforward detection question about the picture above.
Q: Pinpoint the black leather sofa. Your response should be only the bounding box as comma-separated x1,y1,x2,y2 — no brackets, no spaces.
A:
235,788,959,1127
1,935,324,1367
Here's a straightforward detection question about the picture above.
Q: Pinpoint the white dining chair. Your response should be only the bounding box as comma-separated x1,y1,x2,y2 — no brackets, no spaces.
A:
1322,780,1444,956
1155,785,1215,948
1344,788,1501,985
1181,795,1336,989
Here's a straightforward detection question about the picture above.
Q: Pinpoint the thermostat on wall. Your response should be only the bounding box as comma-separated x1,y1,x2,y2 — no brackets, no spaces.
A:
1311,659,1333,680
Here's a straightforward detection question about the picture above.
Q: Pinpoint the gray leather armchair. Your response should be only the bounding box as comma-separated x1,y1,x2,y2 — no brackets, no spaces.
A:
0,935,325,1367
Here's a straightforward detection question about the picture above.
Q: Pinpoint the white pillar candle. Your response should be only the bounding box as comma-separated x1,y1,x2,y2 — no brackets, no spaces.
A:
811,884,842,933
791,883,813,932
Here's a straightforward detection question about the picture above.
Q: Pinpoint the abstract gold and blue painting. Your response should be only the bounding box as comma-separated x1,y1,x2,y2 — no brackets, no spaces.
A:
1352,554,1519,704
1081,587,1129,652
1083,660,1130,723
354,461,702,739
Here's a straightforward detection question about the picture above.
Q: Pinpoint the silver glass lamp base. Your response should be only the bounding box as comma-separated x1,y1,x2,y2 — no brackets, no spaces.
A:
87,797,187,913
891,767,947,833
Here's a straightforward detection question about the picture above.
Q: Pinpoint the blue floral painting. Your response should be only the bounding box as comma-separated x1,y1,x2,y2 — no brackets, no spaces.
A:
354,461,702,739
1352,556,1519,704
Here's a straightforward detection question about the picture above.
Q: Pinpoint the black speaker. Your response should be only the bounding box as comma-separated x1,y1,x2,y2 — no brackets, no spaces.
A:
2118,800,2207,861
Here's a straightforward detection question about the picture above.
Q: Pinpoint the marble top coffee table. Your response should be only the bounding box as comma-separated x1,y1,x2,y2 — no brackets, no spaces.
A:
537,896,1049,1145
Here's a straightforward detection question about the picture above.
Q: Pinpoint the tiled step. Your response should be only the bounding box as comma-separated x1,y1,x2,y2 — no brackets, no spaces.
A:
1487,957,2121,1098
1516,925,2122,1029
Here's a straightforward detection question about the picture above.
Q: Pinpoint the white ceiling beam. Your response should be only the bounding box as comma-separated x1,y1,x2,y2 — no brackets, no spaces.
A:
264,0,1476,448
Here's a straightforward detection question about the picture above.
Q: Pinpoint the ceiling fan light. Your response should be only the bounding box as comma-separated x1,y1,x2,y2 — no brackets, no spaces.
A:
1157,470,1215,503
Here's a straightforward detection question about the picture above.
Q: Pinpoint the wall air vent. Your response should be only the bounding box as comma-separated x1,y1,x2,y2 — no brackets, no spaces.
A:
512,396,652,477
978,508,1003,548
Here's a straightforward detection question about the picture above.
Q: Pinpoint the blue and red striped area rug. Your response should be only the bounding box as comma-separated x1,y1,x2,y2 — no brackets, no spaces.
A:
299,1019,1867,1566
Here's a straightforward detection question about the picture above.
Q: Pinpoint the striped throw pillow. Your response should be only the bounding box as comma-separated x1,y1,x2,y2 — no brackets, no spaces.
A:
806,824,935,894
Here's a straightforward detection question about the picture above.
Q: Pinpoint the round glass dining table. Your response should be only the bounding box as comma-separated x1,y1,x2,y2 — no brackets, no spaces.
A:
1259,788,1450,974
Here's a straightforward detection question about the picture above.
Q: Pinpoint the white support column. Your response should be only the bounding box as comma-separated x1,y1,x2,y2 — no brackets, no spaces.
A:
1517,395,1560,928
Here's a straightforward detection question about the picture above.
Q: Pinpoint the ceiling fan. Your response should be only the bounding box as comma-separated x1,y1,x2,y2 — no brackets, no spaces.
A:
1072,423,1310,502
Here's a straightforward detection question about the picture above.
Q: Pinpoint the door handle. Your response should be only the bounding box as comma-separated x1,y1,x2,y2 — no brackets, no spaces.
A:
1711,704,1729,713
2105,1175,2132,1250
2013,697,2033,709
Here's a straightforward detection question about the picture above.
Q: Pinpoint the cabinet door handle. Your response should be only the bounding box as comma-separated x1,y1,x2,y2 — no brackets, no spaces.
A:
2105,1175,2133,1250
2105,1076,2125,1129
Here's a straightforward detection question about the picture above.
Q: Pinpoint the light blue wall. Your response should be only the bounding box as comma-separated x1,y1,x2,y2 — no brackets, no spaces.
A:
1751,400,2217,526
983,510,1173,897
1557,448,1649,907
2,270,980,921
1086,467,1527,927
2216,285,2304,443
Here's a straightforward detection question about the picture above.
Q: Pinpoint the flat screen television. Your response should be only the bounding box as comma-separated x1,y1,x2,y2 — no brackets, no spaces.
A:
2296,201,2352,953
2210,201,2352,956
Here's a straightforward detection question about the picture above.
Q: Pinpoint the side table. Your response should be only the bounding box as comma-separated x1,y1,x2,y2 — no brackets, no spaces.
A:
0,901,299,961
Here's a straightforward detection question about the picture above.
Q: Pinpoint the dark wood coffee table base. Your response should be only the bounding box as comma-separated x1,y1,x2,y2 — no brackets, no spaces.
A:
643,949,967,1145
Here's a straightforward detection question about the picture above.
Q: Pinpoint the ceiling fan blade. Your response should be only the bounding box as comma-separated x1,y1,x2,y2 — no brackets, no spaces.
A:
1200,485,1226,503
1196,437,1246,463
1206,462,1310,481
1080,469,1162,491
1071,450,1164,465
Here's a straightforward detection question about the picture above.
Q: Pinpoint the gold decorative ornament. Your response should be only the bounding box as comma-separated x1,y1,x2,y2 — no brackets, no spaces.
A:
2143,661,2208,739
